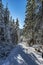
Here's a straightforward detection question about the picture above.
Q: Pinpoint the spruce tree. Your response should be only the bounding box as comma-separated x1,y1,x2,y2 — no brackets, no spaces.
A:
23,0,36,45
40,0,43,44
16,18,19,44
16,18,19,28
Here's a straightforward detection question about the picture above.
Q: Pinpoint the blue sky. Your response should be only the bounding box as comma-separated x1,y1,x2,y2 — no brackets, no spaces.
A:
2,0,26,29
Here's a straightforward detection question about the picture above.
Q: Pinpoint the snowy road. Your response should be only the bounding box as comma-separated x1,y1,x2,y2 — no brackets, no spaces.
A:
0,43,43,65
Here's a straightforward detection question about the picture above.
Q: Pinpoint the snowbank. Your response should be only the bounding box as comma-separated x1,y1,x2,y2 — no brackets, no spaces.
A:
0,43,43,65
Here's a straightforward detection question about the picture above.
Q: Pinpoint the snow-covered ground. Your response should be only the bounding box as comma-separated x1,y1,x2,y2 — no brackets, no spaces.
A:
0,42,43,65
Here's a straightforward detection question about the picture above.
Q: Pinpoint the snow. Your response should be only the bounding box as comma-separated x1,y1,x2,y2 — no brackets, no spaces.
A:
0,42,43,65
3,61,10,65
15,54,24,64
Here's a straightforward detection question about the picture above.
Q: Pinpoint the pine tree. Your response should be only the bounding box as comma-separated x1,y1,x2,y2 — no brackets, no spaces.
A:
40,0,43,44
16,18,20,44
16,18,19,28
23,0,36,45
34,0,43,45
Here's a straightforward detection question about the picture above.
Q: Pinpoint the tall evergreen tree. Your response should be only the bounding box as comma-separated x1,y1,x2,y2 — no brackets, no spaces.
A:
16,18,20,44
16,18,19,29
23,0,36,45
40,0,43,44
34,0,43,45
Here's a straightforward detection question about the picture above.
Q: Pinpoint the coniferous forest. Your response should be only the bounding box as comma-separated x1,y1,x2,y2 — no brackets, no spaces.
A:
23,0,43,46
0,0,43,65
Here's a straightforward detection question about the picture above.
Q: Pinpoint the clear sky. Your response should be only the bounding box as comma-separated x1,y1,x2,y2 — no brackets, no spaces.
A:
2,0,26,29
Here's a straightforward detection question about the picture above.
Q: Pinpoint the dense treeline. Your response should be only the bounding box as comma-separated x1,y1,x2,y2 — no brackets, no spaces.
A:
23,0,43,46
